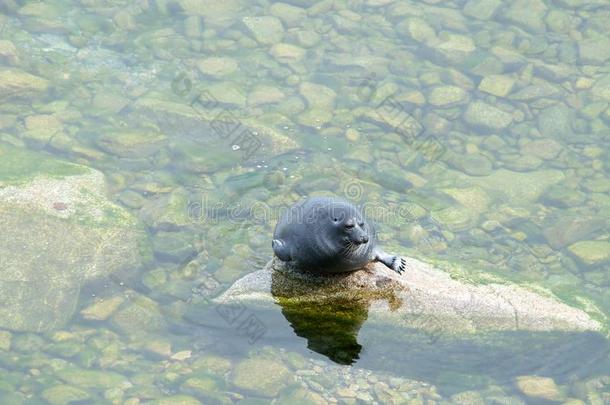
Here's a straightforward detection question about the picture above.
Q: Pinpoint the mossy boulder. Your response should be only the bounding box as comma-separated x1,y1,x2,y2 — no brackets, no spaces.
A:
0,145,151,332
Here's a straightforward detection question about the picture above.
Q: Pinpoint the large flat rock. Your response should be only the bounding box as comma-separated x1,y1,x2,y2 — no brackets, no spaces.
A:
216,257,603,334
0,145,151,332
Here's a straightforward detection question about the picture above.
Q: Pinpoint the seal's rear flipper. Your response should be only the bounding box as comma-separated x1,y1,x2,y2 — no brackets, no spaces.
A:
272,239,292,262
373,249,406,274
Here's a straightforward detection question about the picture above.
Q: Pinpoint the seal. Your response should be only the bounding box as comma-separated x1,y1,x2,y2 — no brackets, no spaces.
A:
272,197,406,274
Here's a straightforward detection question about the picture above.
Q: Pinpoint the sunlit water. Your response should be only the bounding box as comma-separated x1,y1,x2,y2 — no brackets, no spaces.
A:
0,0,609,403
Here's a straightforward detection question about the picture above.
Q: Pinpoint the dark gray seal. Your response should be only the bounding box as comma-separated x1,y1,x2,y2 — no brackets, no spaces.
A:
272,197,406,274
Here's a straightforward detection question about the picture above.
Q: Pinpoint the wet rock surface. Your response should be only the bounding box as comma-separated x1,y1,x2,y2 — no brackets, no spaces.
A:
217,257,602,333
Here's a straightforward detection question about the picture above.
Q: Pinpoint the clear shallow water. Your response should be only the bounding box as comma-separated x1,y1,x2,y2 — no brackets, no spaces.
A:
0,0,609,403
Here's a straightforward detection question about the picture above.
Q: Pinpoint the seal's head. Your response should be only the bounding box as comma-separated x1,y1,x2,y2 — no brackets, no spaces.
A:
321,199,371,248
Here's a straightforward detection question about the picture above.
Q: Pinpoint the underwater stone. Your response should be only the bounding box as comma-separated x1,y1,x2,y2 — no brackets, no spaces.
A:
0,145,150,332
41,385,90,405
178,0,244,28
95,130,167,158
296,29,321,47
242,16,284,45
538,103,573,139
446,152,493,176
520,138,563,160
431,205,477,232
0,69,49,98
478,74,515,97
152,230,197,262
428,33,476,64
459,169,564,205
139,188,191,230
591,74,610,101
299,82,337,110
567,241,610,267
399,18,436,44
110,291,167,337
247,85,287,105
196,57,238,78
463,0,501,20
80,296,125,321
270,3,306,27
543,217,605,249
149,395,202,405
207,82,246,107
464,101,513,130
0,40,19,65
428,85,468,107
579,38,610,65
503,0,547,33
270,42,306,63
0,330,11,351
232,357,291,397
56,368,130,390
515,376,563,401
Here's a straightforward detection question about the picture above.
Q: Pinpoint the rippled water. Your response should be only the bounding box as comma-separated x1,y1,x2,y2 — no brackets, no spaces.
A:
0,0,609,403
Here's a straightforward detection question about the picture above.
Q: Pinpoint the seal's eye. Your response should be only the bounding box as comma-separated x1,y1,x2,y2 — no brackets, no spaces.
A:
333,217,338,222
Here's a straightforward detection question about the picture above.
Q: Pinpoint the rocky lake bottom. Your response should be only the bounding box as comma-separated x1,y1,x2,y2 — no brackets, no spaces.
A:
0,0,609,403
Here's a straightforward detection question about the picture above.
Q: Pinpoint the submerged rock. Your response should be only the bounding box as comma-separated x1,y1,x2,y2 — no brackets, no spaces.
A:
0,145,150,332
242,16,284,45
567,241,610,267
464,101,513,131
216,257,602,334
232,356,291,397
0,68,49,98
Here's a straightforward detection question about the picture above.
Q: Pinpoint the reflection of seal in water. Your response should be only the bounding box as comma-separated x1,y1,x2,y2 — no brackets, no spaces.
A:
272,197,406,274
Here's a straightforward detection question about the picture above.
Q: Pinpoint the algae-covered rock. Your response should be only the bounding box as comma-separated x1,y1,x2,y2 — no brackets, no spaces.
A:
0,145,150,332
270,43,306,63
56,368,130,389
232,357,292,396
428,85,468,107
538,103,573,139
270,3,307,27
217,258,602,334
138,188,191,229
463,0,501,20
515,376,563,401
80,295,125,321
458,169,564,205
567,241,610,267
0,69,49,98
431,205,477,232
428,33,476,64
149,395,202,405
41,385,90,405
242,15,284,45
579,38,610,65
95,130,167,158
503,0,547,33
464,101,513,131
110,290,167,337
478,74,515,97
299,82,337,110
196,57,238,78
0,330,11,351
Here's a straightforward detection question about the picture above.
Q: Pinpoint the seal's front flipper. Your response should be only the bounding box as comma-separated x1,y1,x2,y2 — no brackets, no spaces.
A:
373,249,406,274
272,239,292,262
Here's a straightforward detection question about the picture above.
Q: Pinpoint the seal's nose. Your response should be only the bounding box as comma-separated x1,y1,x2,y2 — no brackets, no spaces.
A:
361,235,369,244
